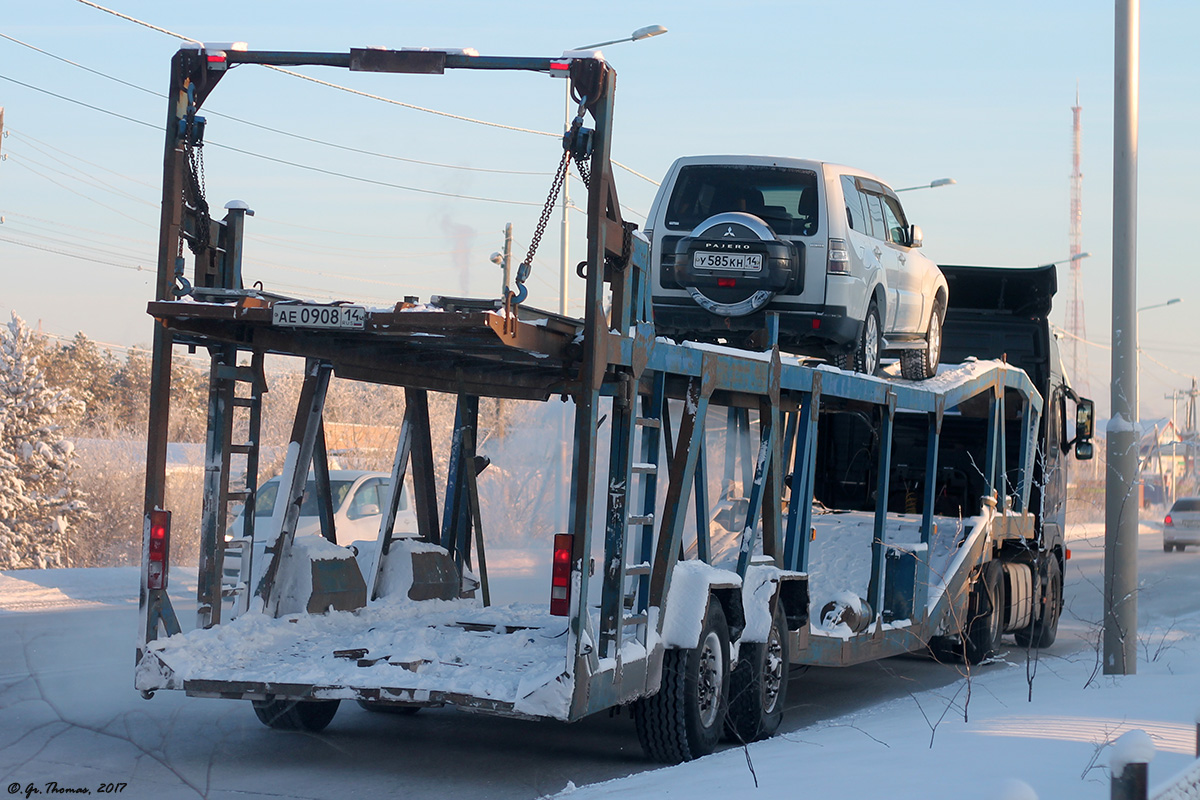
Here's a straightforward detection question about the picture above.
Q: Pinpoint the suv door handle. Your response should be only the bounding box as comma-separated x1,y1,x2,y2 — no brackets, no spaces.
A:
873,246,883,259
898,254,906,264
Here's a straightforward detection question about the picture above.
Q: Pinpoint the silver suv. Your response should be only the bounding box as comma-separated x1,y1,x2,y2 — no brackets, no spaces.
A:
647,156,949,379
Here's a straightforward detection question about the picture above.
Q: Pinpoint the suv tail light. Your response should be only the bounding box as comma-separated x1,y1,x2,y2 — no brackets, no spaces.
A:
1164,514,1173,526
148,509,171,590
827,238,850,274
550,533,573,616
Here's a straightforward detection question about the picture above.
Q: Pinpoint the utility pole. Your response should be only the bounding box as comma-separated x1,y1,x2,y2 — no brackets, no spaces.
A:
491,223,513,299
1105,0,1140,676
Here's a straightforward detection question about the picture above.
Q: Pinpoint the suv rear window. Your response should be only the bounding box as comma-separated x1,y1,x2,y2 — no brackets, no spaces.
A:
1170,497,1200,512
664,165,819,236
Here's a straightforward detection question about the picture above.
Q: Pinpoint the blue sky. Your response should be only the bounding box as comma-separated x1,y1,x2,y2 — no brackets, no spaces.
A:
1,1,1197,420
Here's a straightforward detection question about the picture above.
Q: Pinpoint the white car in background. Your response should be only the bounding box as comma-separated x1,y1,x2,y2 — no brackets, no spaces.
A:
1163,496,1200,552
222,470,418,588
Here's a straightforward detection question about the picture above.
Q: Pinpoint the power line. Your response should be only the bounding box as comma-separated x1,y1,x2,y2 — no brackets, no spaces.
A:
6,157,157,228
0,71,546,207
0,234,149,271
7,127,158,189
69,0,661,186
0,32,554,178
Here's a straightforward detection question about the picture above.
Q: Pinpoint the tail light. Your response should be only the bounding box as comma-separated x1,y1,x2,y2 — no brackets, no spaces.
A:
827,238,850,274
147,510,171,591
1164,514,1174,526
717,278,737,288
550,533,573,616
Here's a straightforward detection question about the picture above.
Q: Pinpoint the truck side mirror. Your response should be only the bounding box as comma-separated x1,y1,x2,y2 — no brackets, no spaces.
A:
1074,398,1095,460
907,224,924,248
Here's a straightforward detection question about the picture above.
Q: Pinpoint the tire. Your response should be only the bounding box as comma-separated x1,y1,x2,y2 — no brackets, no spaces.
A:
963,560,1005,665
252,698,340,731
831,301,882,375
1178,544,1187,552
900,304,943,381
1014,555,1062,648
725,608,788,743
635,600,730,763
357,699,421,715
1164,541,1173,553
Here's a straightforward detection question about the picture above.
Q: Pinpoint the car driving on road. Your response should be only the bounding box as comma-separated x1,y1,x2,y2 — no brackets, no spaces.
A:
647,155,948,379
1163,496,1200,552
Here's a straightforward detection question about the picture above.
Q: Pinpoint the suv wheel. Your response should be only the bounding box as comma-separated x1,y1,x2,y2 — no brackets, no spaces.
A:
900,304,943,380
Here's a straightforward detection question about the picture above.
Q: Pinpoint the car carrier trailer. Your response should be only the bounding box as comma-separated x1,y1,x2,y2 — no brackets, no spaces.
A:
135,45,1093,763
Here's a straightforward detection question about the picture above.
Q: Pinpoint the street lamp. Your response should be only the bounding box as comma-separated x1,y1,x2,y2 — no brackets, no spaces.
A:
894,178,957,193
559,25,668,317
1136,297,1183,420
1042,252,1092,267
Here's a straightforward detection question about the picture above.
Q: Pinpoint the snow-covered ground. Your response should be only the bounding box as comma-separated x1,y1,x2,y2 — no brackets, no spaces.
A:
1,518,1198,799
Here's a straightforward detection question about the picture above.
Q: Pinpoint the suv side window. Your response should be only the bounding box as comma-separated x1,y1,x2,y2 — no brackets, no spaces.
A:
865,193,887,242
882,196,908,245
840,176,867,234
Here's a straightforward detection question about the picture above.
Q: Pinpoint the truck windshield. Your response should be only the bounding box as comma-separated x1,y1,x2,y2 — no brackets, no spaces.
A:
253,480,354,517
664,164,819,236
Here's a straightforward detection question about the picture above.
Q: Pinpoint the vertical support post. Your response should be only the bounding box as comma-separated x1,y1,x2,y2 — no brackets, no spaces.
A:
312,420,336,544
867,392,896,617
636,372,666,613
916,406,943,620
197,345,236,629
784,381,821,573
441,394,480,574
566,60,619,671
1106,0,1140,676
141,52,189,653
404,388,440,544
693,434,711,563
997,385,1008,510
255,359,332,615
649,373,712,620
366,405,414,601
736,398,779,576
1015,397,1037,513
984,389,1000,499
221,203,253,289
600,375,636,659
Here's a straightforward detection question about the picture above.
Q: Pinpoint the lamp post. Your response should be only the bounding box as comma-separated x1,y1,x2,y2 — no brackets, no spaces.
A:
1044,251,1092,267
559,25,667,317
894,178,957,193
1136,298,1182,419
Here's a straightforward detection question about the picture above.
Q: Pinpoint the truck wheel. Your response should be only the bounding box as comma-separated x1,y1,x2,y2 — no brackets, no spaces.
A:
963,560,1005,665
1015,556,1062,648
1164,542,1173,552
252,698,340,731
725,608,788,743
900,304,943,381
635,600,730,763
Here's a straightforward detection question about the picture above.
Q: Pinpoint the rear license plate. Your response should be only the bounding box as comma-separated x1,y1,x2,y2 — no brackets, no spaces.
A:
1182,519,1200,529
272,304,366,330
693,252,763,272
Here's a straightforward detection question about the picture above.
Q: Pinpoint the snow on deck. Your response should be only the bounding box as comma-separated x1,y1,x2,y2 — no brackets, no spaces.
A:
143,595,579,717
807,510,972,635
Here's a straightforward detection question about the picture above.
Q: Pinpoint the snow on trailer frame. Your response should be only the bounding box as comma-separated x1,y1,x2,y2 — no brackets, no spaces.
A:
135,45,1045,763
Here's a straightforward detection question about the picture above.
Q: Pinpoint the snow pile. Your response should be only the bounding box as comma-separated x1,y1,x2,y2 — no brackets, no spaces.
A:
1111,729,1156,774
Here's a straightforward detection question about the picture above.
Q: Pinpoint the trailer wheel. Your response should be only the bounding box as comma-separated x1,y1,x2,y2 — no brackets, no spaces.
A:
900,304,943,381
634,600,730,763
725,607,788,743
252,698,340,732
963,560,1005,665
1014,555,1062,649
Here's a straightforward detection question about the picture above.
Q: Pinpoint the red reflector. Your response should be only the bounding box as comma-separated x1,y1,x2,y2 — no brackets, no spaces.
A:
1065,548,1071,561
147,510,171,590
812,319,821,330
207,54,226,63
1164,515,1173,526
549,61,570,73
550,533,573,616
717,278,736,288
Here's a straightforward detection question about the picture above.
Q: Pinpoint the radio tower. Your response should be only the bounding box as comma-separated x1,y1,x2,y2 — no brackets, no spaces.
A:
1065,89,1090,395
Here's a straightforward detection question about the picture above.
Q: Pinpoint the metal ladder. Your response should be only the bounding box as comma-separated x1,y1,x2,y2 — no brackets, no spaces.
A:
599,371,666,659
198,347,266,626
